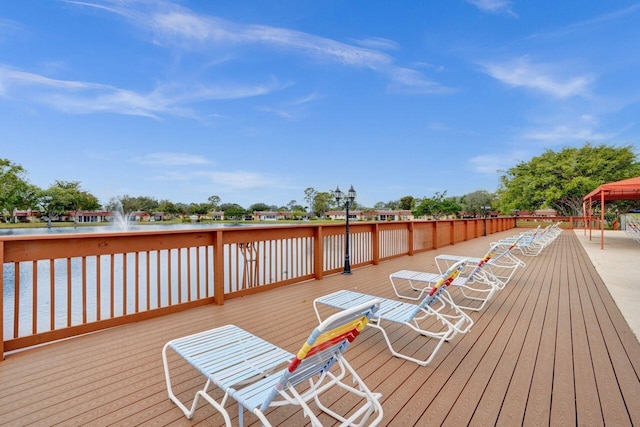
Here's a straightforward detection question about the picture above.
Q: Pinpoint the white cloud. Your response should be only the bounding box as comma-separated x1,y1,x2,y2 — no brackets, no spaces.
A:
0,66,108,91
70,0,452,95
466,0,517,17
292,93,319,106
518,113,628,144
152,171,193,182
528,4,640,40
152,12,394,69
469,149,531,174
414,62,445,73
352,37,400,51
0,17,26,41
522,125,612,143
0,64,284,118
469,154,508,174
135,152,209,166
481,56,592,99
388,67,454,94
257,106,293,119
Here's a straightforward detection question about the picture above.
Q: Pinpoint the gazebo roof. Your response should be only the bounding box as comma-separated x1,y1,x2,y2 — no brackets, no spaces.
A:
583,176,640,202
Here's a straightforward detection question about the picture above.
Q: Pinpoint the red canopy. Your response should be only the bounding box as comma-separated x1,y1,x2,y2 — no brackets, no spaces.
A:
583,176,640,249
583,176,640,201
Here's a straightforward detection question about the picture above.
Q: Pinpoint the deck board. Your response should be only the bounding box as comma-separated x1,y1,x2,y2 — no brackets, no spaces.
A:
1,229,639,426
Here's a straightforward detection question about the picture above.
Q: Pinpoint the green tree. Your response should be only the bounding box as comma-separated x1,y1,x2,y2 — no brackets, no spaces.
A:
413,195,438,218
0,159,39,221
207,195,221,210
497,143,640,216
313,191,334,217
381,200,400,210
158,199,178,215
304,188,317,214
286,200,298,211
399,196,415,211
188,203,210,215
439,195,463,218
52,180,101,222
174,202,190,215
412,191,461,218
249,202,271,212
107,195,159,213
36,187,68,227
461,190,495,217
220,203,247,220
287,203,306,212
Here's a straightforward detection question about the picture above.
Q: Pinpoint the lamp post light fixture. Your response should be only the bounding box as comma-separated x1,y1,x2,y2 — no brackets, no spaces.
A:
333,185,356,275
481,205,491,236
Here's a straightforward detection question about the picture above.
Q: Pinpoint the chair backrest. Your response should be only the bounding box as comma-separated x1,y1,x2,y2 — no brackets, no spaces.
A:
525,225,541,239
504,233,525,250
260,299,381,411
463,244,500,280
484,233,525,263
464,233,524,281
412,259,467,316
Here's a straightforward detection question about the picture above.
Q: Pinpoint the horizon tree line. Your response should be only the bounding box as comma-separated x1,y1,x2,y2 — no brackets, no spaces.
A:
2,143,639,223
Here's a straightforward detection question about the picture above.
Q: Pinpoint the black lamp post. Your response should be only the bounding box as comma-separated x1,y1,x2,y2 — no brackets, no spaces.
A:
333,185,356,275
481,205,490,236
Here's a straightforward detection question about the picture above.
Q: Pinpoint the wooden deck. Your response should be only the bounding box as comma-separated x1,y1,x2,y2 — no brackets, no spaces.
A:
1,229,639,426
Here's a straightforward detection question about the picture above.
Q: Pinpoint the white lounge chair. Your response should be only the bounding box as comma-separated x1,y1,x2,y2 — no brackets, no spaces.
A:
495,223,561,256
390,243,515,312
163,299,384,426
314,260,472,366
433,234,526,291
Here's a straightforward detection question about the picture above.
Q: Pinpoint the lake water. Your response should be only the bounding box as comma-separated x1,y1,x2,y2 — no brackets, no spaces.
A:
0,221,258,236
2,221,299,339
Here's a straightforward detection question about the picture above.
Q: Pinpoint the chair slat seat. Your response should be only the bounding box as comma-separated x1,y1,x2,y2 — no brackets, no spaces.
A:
167,325,293,393
318,289,417,324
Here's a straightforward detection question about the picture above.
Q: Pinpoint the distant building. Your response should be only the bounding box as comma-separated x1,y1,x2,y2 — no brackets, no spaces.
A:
325,210,363,221
534,209,557,217
253,211,291,221
64,210,112,223
367,210,414,221
11,209,39,223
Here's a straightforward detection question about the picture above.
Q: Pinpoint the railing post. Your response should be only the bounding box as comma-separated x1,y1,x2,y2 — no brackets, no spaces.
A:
407,222,414,256
213,230,225,305
449,220,455,245
372,223,381,264
314,226,324,280
432,221,438,250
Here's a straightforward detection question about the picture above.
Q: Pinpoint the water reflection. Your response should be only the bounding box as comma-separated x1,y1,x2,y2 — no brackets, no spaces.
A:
0,222,254,236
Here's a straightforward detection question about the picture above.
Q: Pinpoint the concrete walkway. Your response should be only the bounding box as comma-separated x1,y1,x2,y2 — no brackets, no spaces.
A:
574,229,640,341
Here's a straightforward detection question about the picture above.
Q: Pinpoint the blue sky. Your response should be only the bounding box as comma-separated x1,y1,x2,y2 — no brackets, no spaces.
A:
1,1,639,209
